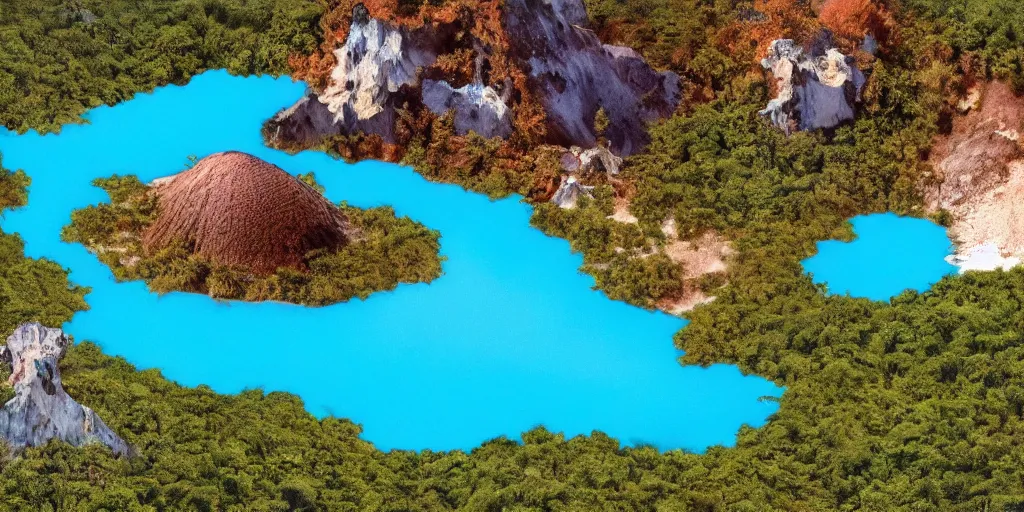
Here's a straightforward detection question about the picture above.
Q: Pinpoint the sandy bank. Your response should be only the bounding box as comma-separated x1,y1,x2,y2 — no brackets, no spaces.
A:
925,82,1024,272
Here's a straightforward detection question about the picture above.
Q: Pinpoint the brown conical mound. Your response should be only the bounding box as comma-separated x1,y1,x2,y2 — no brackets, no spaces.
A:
143,151,350,275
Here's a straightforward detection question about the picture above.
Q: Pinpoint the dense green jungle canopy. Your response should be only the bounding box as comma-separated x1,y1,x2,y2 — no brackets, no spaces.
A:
2,0,1024,510
0,0,322,133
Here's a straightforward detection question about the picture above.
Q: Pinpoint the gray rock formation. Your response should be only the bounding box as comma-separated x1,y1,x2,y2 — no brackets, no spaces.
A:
759,35,865,134
502,0,680,155
861,34,879,56
422,79,513,139
547,0,589,25
266,94,345,146
560,145,623,175
551,176,595,208
270,0,677,156
267,4,448,145
0,323,129,456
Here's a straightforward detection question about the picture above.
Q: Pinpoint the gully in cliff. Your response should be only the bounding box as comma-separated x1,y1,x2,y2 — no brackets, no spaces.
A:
0,323,129,456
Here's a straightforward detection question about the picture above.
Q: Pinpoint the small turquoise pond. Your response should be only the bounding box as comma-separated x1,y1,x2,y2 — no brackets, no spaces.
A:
802,213,957,301
0,71,781,452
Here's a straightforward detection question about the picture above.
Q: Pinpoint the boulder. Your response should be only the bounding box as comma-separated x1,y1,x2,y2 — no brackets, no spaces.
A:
560,146,623,175
861,33,879,56
551,176,594,208
759,35,865,134
0,323,129,456
266,94,348,146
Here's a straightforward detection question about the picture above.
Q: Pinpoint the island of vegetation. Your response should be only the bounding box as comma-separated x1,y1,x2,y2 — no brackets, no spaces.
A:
3,0,1024,509
61,152,443,305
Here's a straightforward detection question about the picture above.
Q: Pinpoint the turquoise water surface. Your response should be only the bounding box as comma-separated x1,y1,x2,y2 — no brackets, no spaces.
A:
0,71,782,452
802,213,957,301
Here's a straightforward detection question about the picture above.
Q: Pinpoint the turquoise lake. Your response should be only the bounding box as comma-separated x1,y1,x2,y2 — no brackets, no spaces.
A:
802,213,957,301
0,71,785,452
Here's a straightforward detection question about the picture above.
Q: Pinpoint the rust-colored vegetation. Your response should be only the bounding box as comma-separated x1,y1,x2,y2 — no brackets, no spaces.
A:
286,0,553,198
818,0,893,46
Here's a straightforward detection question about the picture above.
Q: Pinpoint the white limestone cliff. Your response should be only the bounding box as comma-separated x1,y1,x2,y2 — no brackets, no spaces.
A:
760,35,865,134
269,0,679,157
267,4,445,145
0,323,129,456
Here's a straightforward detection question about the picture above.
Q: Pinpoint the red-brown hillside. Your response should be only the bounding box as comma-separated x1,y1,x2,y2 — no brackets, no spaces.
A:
143,152,351,275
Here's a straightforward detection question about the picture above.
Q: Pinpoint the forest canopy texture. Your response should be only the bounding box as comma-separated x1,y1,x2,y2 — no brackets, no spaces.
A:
2,0,1024,510
0,0,322,133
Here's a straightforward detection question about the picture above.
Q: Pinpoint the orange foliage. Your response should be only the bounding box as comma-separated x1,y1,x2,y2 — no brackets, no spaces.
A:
818,0,892,46
290,0,514,90
330,133,390,162
715,0,820,65
282,0,565,192
428,49,478,85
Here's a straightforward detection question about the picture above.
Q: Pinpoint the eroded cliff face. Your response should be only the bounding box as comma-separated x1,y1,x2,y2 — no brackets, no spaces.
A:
267,4,451,145
760,34,865,134
551,176,594,208
422,79,512,139
0,323,129,456
269,0,678,158
924,82,1024,271
502,0,680,155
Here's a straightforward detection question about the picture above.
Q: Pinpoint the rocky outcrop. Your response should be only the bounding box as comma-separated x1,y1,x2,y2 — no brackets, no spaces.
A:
266,95,349,147
422,80,512,138
0,323,129,456
926,82,1023,210
861,34,879,56
924,82,1024,272
271,0,678,157
551,176,594,208
559,146,623,175
759,34,865,134
267,4,448,145
502,0,679,155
